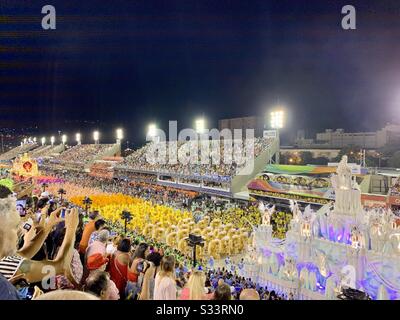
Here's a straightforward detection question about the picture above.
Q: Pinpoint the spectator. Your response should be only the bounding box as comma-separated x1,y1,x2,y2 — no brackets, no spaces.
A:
213,283,232,300
154,255,176,300
109,238,131,298
84,270,119,300
239,288,260,300
180,270,210,300
79,210,100,255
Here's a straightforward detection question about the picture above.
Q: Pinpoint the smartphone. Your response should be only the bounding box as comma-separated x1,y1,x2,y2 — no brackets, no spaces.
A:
60,209,66,218
23,222,32,232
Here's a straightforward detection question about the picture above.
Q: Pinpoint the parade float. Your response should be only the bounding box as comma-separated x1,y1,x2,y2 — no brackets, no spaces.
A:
11,153,40,177
244,155,400,300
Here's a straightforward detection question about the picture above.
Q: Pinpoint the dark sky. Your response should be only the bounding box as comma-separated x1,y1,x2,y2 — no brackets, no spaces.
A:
1,0,400,145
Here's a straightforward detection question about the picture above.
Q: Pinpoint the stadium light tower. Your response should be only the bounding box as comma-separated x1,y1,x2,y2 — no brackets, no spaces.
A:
195,118,206,135
41,137,46,146
93,131,100,144
116,128,123,144
76,133,81,145
50,136,55,146
270,110,284,129
147,123,161,143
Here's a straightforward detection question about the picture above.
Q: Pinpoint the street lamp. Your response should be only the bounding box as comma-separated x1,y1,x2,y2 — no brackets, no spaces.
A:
76,133,81,145
93,131,99,144
41,137,46,146
116,128,123,144
61,134,67,145
50,136,55,146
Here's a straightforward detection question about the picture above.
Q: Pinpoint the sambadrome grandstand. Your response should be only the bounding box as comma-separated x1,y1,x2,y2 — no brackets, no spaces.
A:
1,137,400,214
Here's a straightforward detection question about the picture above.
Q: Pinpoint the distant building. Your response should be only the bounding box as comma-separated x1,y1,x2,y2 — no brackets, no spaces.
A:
294,124,400,149
218,116,264,137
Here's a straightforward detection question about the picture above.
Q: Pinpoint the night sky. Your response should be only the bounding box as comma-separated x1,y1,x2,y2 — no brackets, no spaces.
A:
1,0,400,145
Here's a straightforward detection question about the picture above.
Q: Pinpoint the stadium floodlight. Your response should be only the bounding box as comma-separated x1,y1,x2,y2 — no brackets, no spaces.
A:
116,128,123,143
50,136,55,146
195,118,206,134
23,138,27,144
62,134,67,144
76,133,81,145
33,137,37,143
41,137,46,146
270,110,284,129
93,131,100,144
148,123,157,137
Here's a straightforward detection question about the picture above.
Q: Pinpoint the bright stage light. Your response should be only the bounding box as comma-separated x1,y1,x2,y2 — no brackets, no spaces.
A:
33,137,37,143
62,134,67,144
116,128,123,140
41,137,46,145
270,110,284,129
50,136,55,145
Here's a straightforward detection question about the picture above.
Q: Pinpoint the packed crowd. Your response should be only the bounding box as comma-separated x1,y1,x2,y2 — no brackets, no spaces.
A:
53,144,114,164
117,138,274,179
29,145,63,159
0,184,281,301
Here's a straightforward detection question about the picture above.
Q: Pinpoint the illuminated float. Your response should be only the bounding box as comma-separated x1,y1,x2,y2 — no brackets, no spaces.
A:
245,156,400,300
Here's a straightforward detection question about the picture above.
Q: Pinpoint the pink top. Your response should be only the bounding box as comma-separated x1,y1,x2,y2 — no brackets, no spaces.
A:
153,274,177,300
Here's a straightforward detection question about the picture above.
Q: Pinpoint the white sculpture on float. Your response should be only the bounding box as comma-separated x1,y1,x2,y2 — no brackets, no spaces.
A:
247,155,400,300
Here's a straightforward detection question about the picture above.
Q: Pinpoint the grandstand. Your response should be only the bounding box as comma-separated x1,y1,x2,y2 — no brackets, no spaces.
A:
49,144,121,171
115,137,280,197
0,143,38,162
28,144,65,159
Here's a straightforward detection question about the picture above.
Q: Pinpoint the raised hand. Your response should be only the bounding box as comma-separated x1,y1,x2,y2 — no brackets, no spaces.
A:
65,207,79,233
44,206,65,232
